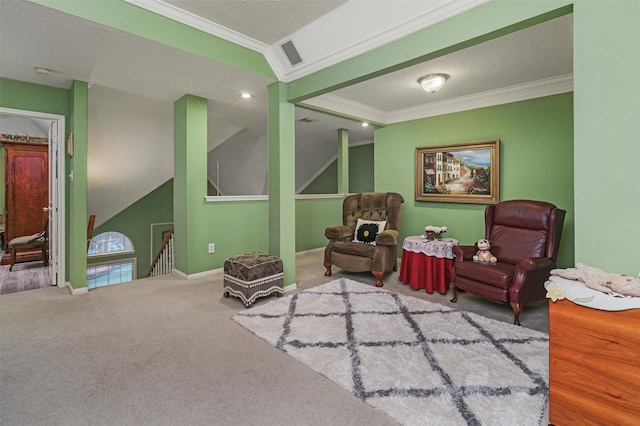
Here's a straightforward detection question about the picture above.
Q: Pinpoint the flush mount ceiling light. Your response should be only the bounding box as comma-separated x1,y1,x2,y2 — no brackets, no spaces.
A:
238,92,253,99
35,67,51,75
418,73,449,93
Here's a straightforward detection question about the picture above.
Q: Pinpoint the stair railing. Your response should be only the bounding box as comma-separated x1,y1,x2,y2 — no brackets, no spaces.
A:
147,227,174,277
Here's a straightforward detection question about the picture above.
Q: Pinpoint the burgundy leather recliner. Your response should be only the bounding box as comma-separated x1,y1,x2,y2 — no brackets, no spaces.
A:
450,199,566,325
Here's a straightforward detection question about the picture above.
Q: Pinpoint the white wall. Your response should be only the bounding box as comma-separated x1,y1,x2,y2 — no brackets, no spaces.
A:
295,133,338,193
88,86,174,226
207,127,268,195
86,87,370,220
0,116,48,137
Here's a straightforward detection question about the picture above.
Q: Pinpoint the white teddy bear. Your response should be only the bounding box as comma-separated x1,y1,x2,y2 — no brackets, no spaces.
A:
473,239,497,263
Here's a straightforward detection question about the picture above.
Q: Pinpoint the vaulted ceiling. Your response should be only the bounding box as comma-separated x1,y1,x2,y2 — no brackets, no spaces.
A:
0,0,573,222
1,0,573,130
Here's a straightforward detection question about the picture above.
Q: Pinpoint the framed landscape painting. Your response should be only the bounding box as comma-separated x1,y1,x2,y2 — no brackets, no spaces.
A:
415,139,500,204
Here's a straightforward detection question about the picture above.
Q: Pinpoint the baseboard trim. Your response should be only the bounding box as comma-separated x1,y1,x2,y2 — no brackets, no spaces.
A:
174,267,224,280
173,248,325,281
296,247,325,256
66,282,88,295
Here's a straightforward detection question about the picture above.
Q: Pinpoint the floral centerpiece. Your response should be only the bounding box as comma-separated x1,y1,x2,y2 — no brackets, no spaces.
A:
425,225,447,240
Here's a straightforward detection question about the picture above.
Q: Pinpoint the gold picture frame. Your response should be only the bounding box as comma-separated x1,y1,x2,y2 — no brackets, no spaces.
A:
415,139,500,204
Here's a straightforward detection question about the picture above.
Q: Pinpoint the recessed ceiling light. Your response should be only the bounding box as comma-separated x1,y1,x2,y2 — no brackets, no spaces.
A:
35,67,51,75
239,92,253,99
361,122,370,127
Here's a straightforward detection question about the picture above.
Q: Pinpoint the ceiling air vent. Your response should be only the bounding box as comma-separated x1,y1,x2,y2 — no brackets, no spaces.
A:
281,40,302,66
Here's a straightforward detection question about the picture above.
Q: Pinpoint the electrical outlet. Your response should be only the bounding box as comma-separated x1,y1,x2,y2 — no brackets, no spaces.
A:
208,243,215,253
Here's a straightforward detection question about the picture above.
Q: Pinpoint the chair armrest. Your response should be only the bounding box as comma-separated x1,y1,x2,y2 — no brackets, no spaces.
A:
375,229,398,246
27,231,47,244
325,225,352,241
509,257,556,304
516,257,554,272
452,245,477,261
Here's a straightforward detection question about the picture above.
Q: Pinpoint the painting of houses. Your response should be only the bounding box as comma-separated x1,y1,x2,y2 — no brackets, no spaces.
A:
415,140,499,204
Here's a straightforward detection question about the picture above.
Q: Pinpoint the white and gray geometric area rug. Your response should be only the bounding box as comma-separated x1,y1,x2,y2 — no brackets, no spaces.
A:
232,278,549,426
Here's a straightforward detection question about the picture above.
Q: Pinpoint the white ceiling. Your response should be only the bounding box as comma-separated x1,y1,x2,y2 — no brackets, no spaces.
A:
0,0,573,139
163,0,348,45
326,15,573,112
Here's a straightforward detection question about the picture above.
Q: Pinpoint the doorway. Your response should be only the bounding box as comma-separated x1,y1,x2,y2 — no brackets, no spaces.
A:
0,107,65,289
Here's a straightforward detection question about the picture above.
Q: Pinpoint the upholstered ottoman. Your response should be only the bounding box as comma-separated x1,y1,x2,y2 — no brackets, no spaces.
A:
223,253,284,307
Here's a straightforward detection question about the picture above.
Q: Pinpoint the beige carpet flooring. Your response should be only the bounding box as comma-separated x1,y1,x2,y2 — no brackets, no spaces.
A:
0,250,549,425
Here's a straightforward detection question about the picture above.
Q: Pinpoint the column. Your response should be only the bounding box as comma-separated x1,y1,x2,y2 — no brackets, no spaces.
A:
267,82,296,287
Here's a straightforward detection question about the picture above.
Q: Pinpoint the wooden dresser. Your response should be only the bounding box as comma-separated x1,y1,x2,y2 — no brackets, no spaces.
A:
549,299,640,425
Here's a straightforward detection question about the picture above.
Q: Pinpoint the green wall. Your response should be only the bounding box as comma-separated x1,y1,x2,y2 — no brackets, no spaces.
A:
302,144,375,194
101,181,342,266
375,93,574,268
267,82,296,285
302,162,338,194
173,94,272,275
5,0,639,285
0,78,76,284
285,0,637,276
200,200,270,266
0,78,69,116
295,197,343,252
174,95,212,275
349,144,375,193
573,1,640,275
68,80,89,290
90,94,577,274
138,198,270,274
31,0,274,79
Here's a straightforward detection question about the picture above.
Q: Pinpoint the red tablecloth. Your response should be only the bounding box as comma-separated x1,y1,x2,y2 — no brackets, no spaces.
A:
399,237,457,294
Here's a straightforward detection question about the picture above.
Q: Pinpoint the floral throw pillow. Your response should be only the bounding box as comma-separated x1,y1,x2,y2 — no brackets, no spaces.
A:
352,218,387,245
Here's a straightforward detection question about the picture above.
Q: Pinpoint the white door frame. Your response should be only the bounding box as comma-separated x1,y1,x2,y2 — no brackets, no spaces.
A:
0,107,66,288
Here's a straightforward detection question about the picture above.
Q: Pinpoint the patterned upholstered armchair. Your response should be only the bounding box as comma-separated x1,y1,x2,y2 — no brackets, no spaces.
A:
324,192,404,287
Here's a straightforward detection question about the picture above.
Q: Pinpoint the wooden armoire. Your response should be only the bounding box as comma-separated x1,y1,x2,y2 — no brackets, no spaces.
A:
1,140,49,265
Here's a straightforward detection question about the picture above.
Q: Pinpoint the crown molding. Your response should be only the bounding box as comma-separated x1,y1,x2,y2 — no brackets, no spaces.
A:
123,0,268,54
387,74,574,123
263,46,288,81
277,0,489,82
304,74,573,125
301,95,388,125
123,0,488,83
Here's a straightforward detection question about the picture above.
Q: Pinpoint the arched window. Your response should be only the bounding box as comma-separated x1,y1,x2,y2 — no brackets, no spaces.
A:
88,231,134,255
87,232,135,288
